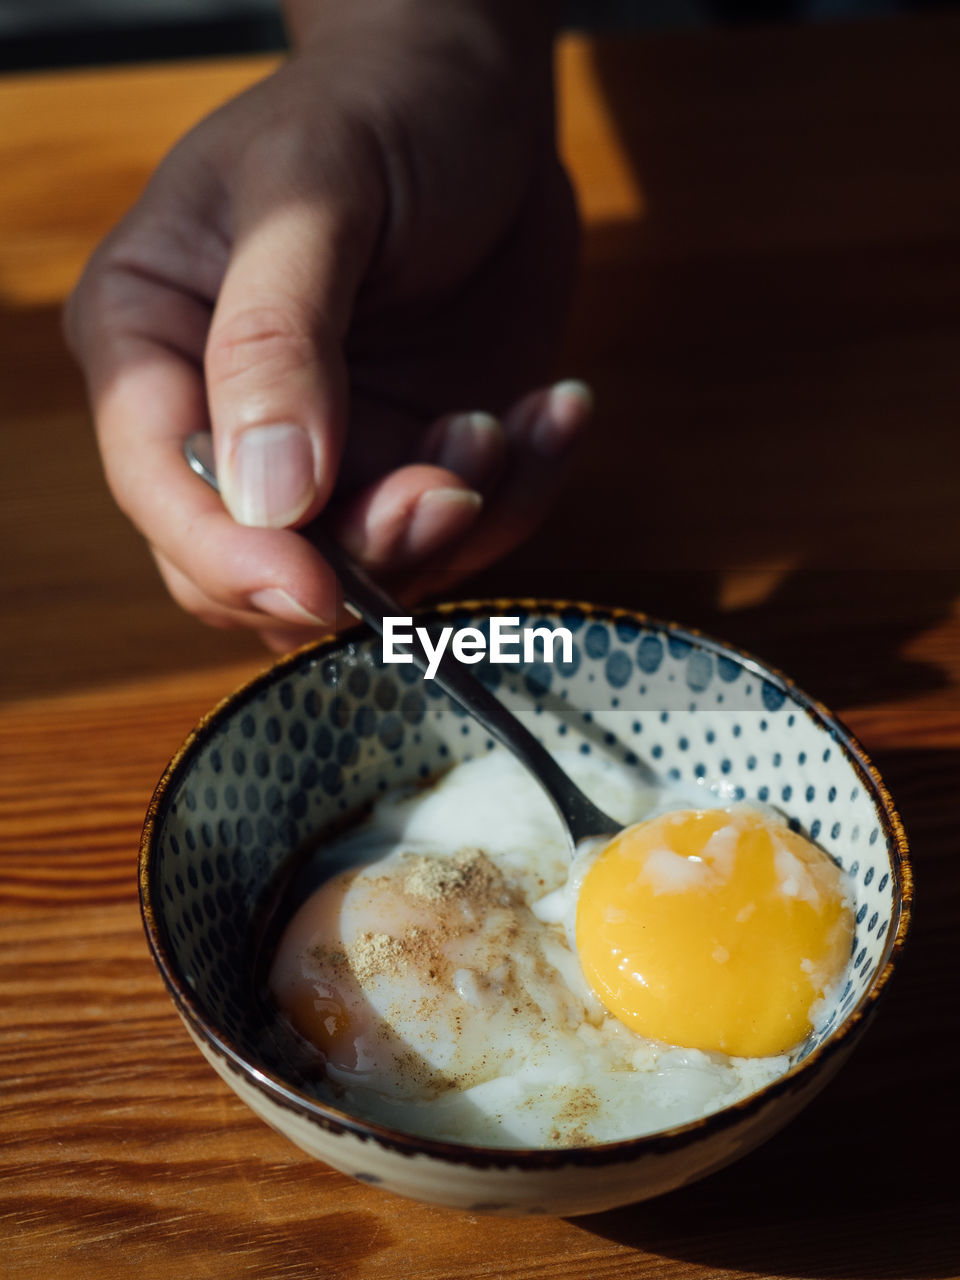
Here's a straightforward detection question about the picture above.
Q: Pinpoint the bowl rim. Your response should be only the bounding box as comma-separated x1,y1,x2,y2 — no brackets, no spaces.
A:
139,597,913,1169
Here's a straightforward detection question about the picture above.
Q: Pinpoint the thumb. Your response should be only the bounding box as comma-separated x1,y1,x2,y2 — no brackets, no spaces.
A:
206,199,375,528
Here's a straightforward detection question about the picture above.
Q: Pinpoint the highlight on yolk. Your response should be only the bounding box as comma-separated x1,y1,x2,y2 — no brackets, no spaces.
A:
575,808,854,1057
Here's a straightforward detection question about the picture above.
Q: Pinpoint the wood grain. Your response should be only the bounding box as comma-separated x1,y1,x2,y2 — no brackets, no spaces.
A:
1,19,959,1280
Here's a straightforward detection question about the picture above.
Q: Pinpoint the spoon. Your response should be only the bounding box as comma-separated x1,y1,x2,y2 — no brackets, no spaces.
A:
184,432,620,851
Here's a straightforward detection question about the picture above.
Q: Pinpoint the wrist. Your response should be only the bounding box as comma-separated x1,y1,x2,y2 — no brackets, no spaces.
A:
282,0,559,60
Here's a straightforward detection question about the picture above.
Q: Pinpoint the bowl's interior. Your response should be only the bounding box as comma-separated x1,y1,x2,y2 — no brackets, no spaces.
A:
145,604,903,1135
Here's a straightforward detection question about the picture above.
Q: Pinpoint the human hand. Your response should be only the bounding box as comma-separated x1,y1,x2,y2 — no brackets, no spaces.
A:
65,0,587,651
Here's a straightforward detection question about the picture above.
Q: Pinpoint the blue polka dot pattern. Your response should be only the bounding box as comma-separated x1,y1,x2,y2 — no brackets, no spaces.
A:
605,650,633,689
637,635,663,674
686,652,712,692
584,624,609,659
148,606,900,1087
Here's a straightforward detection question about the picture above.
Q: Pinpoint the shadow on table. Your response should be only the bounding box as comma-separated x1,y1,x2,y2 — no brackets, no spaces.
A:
466,561,960,711
464,25,960,709
11,279,960,708
8,21,960,706
575,743,958,1279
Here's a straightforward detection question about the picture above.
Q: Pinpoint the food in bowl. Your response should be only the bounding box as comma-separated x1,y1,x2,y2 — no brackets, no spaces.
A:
268,747,854,1147
140,602,910,1214
569,805,854,1058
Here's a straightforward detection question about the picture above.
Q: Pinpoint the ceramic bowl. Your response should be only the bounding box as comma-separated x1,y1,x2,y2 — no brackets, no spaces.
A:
139,600,911,1216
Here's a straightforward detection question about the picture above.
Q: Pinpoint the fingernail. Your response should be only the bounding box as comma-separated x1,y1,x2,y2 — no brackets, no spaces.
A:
531,380,594,458
249,588,328,627
403,487,483,559
425,412,503,486
223,424,316,527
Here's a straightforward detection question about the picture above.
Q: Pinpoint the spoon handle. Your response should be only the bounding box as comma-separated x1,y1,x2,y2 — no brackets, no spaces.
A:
185,433,619,848
314,523,619,845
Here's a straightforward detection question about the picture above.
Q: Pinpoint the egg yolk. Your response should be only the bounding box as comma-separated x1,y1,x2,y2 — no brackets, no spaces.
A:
575,809,854,1057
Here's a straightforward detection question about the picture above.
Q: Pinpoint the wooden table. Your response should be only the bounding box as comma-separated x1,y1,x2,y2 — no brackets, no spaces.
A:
2,19,958,1278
